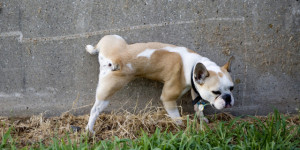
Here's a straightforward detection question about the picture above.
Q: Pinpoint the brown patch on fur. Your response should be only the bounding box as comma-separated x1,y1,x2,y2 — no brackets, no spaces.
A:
222,56,234,72
218,72,223,77
97,37,188,103
208,71,218,77
222,63,230,72
202,71,220,89
187,49,198,54
145,50,186,102
220,68,233,82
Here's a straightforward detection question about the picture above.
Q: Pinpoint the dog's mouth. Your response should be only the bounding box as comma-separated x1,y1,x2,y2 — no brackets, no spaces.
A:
212,103,231,109
212,95,232,109
225,104,232,108
211,104,215,109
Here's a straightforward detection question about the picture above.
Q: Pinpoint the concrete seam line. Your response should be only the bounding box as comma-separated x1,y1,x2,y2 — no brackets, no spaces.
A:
0,31,23,42
0,17,244,43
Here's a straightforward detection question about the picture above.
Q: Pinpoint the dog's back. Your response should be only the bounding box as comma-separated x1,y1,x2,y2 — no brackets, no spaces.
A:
85,35,235,133
91,36,186,81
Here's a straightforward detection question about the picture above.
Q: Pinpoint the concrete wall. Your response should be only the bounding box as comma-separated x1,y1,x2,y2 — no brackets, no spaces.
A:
0,0,299,117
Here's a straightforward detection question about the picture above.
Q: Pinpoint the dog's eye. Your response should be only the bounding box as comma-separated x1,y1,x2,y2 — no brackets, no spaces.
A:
230,86,234,91
212,91,221,95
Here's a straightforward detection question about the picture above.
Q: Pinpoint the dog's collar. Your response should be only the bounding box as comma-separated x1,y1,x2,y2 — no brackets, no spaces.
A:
191,66,205,106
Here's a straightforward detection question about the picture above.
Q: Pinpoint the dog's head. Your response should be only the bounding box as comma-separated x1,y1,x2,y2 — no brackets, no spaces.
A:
193,57,234,110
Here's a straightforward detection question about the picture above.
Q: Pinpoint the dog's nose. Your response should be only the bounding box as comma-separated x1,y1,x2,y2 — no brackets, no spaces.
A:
222,94,231,106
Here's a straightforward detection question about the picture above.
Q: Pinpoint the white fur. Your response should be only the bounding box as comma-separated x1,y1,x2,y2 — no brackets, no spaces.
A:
100,70,109,77
86,45,98,55
165,108,182,125
213,96,226,109
164,47,222,76
163,47,204,85
137,49,156,59
86,100,109,133
126,63,133,70
98,54,113,78
113,35,123,40
219,75,234,91
195,82,234,110
229,94,234,106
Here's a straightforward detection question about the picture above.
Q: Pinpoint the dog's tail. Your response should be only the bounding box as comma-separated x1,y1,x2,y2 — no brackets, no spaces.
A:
85,45,99,55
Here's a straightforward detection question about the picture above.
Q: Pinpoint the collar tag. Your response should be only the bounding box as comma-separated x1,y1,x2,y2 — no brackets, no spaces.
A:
198,104,204,111
197,101,206,111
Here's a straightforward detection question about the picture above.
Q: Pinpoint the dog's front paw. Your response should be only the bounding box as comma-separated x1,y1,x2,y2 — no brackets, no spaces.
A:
201,117,209,123
195,109,209,123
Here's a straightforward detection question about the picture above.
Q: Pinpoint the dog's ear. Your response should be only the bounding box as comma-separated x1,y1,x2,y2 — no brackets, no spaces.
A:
194,63,209,85
222,56,234,72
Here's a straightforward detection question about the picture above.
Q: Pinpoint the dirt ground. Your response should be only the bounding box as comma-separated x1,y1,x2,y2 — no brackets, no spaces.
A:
0,106,299,147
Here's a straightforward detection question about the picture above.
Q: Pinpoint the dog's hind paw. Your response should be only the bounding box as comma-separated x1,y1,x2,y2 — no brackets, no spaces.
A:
85,125,95,135
175,119,183,125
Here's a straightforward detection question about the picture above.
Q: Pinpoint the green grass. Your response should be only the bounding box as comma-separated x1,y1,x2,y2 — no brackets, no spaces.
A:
1,110,299,150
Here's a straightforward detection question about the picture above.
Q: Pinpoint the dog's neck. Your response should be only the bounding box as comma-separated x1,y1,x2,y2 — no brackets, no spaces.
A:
191,65,205,105
197,56,221,73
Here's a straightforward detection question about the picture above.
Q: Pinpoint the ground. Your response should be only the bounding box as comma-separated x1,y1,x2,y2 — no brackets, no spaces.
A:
0,106,299,149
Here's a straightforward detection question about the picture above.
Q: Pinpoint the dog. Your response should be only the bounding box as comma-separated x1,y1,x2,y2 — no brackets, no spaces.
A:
85,35,234,133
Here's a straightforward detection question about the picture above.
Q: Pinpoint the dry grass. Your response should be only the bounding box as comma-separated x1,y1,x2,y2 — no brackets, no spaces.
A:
0,104,299,147
0,103,183,147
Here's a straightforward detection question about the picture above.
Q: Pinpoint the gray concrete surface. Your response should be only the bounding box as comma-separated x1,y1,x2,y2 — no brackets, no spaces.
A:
0,0,299,117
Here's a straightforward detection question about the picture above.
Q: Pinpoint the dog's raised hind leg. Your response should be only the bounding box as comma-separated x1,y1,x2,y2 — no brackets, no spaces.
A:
86,72,133,134
86,100,109,134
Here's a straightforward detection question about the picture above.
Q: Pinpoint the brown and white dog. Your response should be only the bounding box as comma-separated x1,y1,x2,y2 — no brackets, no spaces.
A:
85,35,234,133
